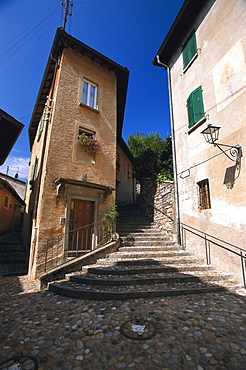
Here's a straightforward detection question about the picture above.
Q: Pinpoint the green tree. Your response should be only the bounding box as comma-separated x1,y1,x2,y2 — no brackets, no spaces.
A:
127,132,173,182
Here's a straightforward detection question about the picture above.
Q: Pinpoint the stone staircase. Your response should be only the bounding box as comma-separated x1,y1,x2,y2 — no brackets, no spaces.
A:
48,204,239,300
0,231,27,276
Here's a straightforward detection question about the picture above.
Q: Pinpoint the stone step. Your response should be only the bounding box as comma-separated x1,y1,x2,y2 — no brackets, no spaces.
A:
120,232,166,238
121,240,176,247
0,252,26,263
95,256,205,266
119,245,184,252
106,250,191,259
48,279,238,301
69,271,232,286
81,264,214,275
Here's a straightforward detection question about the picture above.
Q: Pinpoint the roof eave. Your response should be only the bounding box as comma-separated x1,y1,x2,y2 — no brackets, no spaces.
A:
153,0,212,66
28,28,129,148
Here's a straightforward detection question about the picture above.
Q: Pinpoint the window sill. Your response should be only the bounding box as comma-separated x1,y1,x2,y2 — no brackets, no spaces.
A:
79,102,100,114
188,116,207,135
183,52,198,74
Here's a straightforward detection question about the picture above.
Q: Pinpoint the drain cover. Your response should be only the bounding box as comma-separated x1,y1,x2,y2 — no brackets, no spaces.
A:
120,318,157,340
0,355,38,370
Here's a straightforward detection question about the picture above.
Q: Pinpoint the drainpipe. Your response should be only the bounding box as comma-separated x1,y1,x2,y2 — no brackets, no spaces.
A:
155,55,181,244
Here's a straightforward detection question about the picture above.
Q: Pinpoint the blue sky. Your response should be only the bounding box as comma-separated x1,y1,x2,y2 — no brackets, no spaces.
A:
0,0,183,180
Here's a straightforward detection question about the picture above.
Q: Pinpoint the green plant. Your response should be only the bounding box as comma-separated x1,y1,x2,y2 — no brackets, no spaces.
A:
77,132,102,154
156,170,174,182
102,205,119,242
127,132,173,182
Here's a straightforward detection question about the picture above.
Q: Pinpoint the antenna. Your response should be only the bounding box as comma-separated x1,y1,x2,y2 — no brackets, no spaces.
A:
61,0,73,30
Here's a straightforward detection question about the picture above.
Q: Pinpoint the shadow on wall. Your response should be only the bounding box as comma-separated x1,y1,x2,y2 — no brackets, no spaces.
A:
138,179,157,222
223,164,240,189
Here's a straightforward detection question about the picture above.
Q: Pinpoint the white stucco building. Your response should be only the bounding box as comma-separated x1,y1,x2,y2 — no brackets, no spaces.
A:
154,0,246,284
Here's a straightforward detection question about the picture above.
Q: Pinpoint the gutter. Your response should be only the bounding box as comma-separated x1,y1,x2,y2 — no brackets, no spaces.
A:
154,55,181,244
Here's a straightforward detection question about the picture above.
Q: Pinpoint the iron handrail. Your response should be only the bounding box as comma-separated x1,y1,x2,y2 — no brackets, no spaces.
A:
43,219,106,272
181,222,246,288
154,206,174,221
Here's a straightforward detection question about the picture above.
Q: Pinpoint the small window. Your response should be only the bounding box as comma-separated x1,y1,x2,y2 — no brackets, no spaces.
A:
29,156,38,190
127,163,130,178
4,195,9,208
82,80,98,109
187,86,205,128
116,152,120,170
39,107,46,133
182,29,198,70
198,179,211,210
78,127,94,138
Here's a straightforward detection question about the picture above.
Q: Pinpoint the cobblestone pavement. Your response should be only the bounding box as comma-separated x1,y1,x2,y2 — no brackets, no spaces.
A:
0,275,246,369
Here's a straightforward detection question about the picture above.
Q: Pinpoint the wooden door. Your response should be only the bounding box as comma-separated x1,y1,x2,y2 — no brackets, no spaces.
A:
68,199,94,256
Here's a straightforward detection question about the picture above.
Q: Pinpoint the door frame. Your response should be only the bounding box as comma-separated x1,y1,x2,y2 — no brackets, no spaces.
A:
64,194,99,255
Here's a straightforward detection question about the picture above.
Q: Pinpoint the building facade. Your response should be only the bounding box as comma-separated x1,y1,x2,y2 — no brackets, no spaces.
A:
23,28,134,278
154,0,246,283
0,177,25,235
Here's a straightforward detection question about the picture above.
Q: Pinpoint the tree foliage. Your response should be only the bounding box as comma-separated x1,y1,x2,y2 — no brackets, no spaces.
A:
127,132,173,182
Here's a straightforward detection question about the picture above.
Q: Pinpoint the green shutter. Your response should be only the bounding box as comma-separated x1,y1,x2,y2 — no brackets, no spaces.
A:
192,86,204,124
187,86,204,128
29,156,38,189
187,94,194,128
39,108,46,133
182,30,197,69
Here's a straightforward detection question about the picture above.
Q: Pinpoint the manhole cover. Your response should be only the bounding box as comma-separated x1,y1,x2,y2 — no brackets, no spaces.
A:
0,355,38,370
120,318,157,340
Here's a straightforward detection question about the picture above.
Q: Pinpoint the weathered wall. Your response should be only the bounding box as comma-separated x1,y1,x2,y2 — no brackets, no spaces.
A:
138,180,175,239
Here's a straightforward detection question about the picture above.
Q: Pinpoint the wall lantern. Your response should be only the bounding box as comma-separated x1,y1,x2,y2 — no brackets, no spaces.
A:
201,124,243,168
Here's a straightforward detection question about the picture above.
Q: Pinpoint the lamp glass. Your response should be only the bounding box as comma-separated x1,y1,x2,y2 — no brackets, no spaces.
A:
201,125,220,144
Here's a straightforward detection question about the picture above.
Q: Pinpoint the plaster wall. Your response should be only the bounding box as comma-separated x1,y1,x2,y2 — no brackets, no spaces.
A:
168,0,246,282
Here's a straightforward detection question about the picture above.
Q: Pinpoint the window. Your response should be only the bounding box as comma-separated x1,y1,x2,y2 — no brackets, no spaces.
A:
29,156,38,190
4,195,9,208
198,179,211,210
127,163,130,178
182,29,198,70
116,152,120,170
82,80,98,109
187,86,205,128
39,107,46,133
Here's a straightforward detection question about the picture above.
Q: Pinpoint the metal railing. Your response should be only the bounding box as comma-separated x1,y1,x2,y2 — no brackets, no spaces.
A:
181,223,246,288
44,220,106,272
154,206,174,221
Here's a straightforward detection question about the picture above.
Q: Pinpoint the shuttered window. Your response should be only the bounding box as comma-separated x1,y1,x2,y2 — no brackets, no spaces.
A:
187,86,205,128
29,156,38,190
182,30,197,70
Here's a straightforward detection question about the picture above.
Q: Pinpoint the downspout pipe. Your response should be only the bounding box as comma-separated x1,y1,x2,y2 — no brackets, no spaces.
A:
155,55,181,244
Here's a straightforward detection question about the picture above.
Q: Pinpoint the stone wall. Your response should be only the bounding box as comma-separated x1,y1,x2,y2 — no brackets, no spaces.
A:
138,180,175,239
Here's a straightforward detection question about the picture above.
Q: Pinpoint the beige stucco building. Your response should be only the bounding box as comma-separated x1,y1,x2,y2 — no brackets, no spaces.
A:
154,0,246,284
23,28,135,278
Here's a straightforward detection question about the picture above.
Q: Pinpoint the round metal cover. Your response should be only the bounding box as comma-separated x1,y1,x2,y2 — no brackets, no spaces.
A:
120,318,157,340
0,355,38,370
